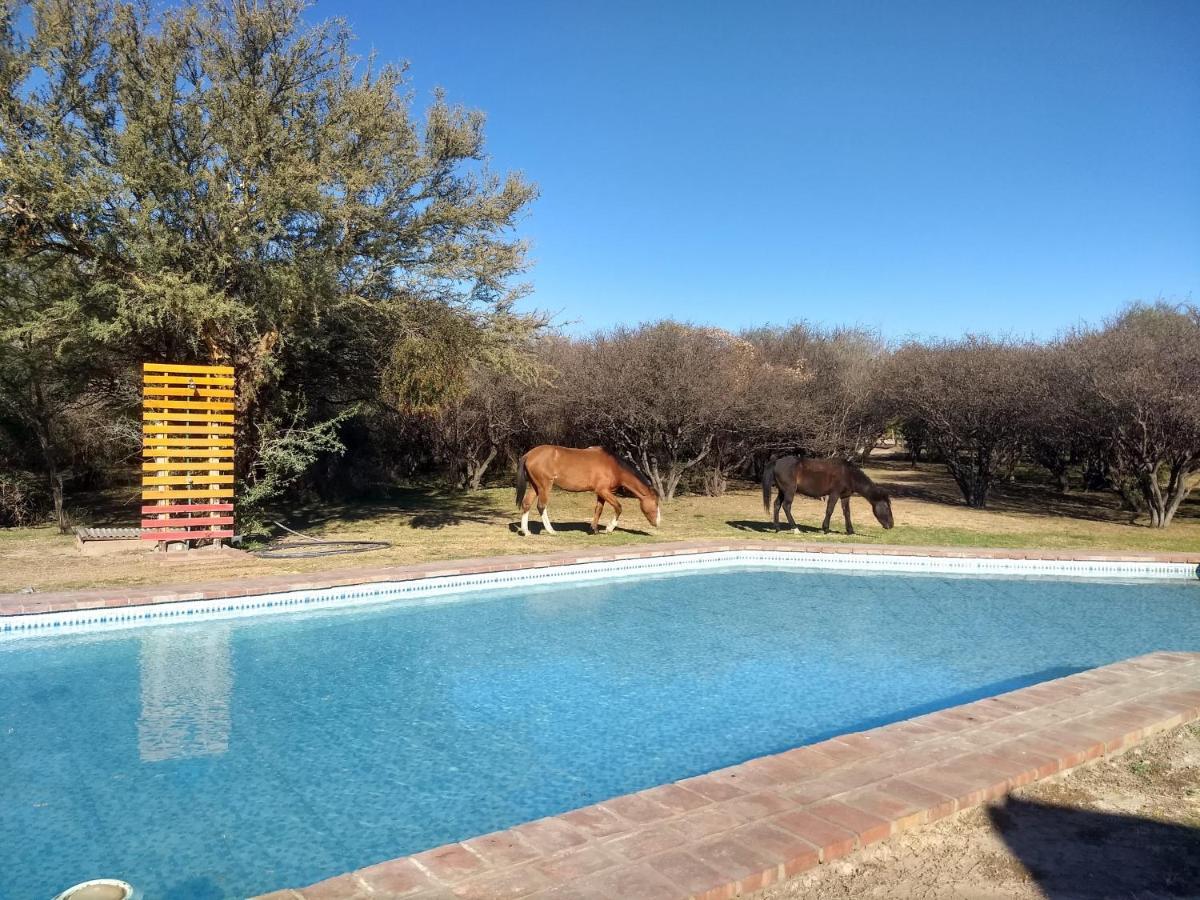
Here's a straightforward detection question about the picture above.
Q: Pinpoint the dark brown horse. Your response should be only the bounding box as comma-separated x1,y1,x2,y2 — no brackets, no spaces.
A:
516,445,661,536
762,456,894,534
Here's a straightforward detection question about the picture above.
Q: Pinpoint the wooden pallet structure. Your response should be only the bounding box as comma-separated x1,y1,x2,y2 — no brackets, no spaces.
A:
141,362,236,546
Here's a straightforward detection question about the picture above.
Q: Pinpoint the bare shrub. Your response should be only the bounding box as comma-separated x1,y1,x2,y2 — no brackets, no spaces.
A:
562,323,757,501
742,323,891,459
888,337,1037,508
0,470,50,527
1067,303,1200,527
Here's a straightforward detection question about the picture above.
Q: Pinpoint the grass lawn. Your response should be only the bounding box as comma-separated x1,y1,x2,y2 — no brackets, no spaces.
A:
1,456,1197,594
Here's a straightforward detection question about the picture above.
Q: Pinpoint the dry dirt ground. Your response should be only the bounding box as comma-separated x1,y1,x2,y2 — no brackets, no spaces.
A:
754,724,1200,900
1,457,1198,593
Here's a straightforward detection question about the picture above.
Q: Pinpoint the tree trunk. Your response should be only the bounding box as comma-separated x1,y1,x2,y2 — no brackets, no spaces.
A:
701,466,728,497
465,446,497,492
1056,469,1071,494
638,437,712,502
965,476,989,509
1157,459,1196,528
944,450,991,509
634,446,665,500
30,382,69,533
1081,454,1110,492
1035,448,1071,494
1138,465,1168,528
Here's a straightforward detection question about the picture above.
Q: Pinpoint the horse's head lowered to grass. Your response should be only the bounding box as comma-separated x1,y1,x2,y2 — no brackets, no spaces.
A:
870,490,894,529
615,457,661,528
640,490,663,528
617,459,661,527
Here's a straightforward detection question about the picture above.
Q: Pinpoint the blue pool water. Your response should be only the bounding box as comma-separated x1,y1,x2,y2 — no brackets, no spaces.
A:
2,567,1199,899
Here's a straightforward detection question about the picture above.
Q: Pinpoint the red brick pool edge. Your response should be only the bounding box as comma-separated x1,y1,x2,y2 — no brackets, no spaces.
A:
251,651,1200,900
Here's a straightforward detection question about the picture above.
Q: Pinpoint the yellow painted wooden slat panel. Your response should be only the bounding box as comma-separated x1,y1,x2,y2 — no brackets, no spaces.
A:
142,462,234,472
142,447,235,457
144,474,234,486
143,424,234,435
143,362,234,375
141,453,235,460
143,437,235,448
143,374,235,387
142,413,235,423
143,387,235,398
142,399,235,411
141,488,235,500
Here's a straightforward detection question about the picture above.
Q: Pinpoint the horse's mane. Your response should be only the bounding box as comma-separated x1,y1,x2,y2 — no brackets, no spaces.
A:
848,463,889,502
613,454,657,496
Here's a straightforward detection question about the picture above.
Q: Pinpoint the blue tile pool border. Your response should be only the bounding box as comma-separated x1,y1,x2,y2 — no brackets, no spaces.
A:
3,546,1197,639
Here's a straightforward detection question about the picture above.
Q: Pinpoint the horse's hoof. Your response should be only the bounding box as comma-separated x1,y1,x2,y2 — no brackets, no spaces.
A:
792,528,802,535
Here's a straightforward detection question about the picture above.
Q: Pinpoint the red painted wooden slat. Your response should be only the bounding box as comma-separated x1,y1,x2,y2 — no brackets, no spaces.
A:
140,517,234,529
139,530,235,541
139,503,234,515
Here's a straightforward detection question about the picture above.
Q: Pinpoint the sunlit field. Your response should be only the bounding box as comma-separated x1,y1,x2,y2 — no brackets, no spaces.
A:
1,457,1196,594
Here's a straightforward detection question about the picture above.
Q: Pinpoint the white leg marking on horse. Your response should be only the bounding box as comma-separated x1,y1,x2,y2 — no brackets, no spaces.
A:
541,509,557,534
605,515,620,534
792,527,802,535
519,510,530,535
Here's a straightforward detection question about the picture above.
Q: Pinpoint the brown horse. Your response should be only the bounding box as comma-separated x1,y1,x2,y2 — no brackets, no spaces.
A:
516,445,661,536
762,456,894,534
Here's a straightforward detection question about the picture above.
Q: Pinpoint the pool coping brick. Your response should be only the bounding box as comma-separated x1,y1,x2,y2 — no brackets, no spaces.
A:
3,537,1198,618
251,650,1200,900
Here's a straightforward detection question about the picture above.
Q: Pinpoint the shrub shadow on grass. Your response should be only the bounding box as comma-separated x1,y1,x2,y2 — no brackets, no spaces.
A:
988,797,1200,898
726,520,824,535
280,486,503,532
870,456,1200,526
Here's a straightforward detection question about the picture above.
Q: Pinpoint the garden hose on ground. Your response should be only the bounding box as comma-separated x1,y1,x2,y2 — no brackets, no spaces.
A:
250,521,391,559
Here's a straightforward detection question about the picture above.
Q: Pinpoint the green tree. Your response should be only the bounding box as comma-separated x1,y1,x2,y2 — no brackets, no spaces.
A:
0,0,540,524
0,258,129,531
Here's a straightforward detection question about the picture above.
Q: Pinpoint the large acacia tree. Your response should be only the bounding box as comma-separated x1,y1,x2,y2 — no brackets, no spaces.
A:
0,0,540,523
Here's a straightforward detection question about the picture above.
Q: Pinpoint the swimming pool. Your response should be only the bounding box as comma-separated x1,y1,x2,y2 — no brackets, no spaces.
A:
2,565,1198,899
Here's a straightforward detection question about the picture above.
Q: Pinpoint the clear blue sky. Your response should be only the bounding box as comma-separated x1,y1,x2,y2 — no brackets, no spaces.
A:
317,0,1199,339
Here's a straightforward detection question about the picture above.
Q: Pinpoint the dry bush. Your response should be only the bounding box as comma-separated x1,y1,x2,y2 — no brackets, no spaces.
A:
0,470,50,527
557,323,757,501
887,337,1038,508
1067,303,1200,527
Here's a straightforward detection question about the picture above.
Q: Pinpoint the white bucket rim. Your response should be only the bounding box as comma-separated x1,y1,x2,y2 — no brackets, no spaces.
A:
52,879,135,900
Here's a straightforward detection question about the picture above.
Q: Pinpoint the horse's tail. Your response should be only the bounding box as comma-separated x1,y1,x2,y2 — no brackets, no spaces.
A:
761,458,776,512
515,454,528,508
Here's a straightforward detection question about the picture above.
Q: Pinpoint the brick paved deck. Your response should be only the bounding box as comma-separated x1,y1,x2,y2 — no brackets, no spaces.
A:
250,651,1200,900
3,538,1198,617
